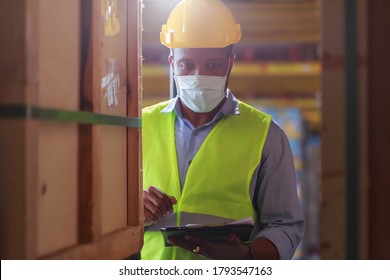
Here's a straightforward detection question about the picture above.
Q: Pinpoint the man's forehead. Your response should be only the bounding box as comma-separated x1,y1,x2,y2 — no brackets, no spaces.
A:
171,47,230,59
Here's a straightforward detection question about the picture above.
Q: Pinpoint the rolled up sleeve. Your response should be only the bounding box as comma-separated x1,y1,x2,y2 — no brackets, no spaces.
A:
249,121,305,260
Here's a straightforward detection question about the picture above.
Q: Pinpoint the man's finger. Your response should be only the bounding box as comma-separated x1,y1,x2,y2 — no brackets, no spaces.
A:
146,190,168,215
148,187,177,214
144,199,163,219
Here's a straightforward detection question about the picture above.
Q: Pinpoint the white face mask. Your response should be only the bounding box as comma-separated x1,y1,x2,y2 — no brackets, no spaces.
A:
174,75,227,113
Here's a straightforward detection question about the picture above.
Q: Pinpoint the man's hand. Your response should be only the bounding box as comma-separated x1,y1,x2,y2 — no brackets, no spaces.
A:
144,186,177,226
168,233,250,259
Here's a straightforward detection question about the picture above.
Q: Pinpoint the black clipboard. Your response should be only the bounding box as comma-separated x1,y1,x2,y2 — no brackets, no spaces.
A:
160,224,254,247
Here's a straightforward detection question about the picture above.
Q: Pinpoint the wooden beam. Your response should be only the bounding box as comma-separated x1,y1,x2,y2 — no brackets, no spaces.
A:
78,0,103,244
127,0,143,227
41,225,143,260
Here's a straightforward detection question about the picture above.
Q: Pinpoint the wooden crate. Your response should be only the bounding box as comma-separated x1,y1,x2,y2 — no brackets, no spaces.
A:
0,0,143,259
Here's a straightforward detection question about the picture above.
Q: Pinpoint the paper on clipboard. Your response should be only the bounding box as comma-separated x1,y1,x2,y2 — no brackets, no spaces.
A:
185,216,254,228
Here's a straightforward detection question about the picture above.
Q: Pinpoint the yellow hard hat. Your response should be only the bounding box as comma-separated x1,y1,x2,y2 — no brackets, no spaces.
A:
160,0,241,48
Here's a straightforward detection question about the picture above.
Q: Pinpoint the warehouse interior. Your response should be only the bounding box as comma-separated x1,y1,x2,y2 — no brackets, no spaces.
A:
0,0,389,260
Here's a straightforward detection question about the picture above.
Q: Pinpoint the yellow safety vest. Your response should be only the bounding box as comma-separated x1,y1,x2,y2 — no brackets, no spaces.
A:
141,100,271,259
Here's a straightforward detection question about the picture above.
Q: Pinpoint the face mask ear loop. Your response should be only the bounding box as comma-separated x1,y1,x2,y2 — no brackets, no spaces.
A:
224,56,232,78
221,56,232,96
225,54,234,78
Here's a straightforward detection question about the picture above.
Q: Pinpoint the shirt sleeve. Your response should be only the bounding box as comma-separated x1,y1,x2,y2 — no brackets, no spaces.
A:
249,120,305,259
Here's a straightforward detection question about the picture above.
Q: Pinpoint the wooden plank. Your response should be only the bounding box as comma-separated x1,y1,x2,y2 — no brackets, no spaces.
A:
100,0,129,235
41,225,144,260
0,0,26,104
0,120,28,259
37,0,80,110
100,125,128,235
0,0,40,259
37,122,79,257
34,0,80,257
0,0,83,259
78,0,103,244
0,120,41,260
127,0,143,227
0,0,28,259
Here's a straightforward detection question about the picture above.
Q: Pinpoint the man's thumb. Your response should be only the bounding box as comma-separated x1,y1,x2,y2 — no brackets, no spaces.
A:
168,196,177,205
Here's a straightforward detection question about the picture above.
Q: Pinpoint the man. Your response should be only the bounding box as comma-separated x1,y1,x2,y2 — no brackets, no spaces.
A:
142,0,304,260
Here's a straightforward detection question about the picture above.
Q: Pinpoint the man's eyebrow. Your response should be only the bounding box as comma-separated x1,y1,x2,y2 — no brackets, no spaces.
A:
207,57,226,62
175,58,192,64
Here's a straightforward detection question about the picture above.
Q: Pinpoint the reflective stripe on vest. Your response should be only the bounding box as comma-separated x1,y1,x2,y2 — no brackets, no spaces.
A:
142,100,271,260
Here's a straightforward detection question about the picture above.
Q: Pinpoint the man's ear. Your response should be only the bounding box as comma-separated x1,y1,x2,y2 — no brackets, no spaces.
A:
168,55,174,72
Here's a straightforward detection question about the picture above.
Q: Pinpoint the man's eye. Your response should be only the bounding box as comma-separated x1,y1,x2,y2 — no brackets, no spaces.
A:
179,63,191,70
207,63,221,70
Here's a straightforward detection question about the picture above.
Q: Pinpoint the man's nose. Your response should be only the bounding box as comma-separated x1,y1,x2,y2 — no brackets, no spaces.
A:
193,66,208,76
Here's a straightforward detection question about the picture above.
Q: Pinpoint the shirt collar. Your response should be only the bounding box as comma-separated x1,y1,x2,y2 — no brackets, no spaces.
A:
160,89,240,118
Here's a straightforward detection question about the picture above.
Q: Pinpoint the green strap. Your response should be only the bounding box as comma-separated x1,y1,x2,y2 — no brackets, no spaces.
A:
0,104,141,128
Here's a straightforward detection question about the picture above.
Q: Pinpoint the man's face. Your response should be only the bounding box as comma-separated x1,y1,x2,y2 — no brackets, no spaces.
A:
169,47,234,78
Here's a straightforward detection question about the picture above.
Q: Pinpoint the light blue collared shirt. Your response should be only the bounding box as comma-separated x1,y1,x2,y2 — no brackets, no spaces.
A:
160,90,304,259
